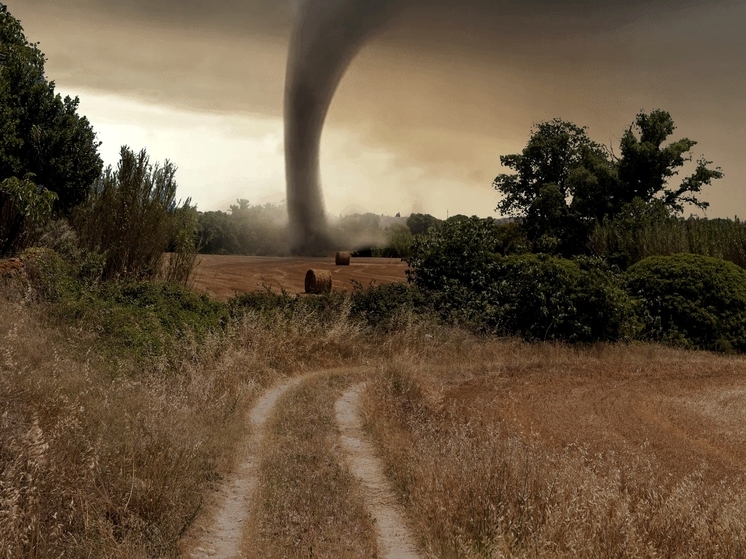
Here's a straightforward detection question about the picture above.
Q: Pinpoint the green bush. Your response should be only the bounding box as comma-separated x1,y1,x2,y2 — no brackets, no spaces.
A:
349,281,426,329
74,147,198,281
462,254,637,342
625,253,746,352
0,175,57,256
428,251,628,339
229,282,426,332
17,248,229,361
406,216,527,293
406,218,633,341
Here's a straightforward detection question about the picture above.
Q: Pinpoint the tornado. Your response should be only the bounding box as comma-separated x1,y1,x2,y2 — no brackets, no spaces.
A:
284,0,399,254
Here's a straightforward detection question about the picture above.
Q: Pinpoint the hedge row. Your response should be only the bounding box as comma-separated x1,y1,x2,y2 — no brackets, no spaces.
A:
408,246,746,351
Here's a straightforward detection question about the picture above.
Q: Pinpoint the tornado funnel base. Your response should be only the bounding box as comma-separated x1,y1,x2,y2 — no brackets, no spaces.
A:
290,224,334,256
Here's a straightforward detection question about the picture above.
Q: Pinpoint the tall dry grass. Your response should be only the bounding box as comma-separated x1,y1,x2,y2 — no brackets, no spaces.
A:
362,341,746,558
0,286,375,557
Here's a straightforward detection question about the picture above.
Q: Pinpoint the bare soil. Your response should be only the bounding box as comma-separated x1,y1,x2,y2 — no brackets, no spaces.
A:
190,255,408,300
185,375,307,559
336,383,422,559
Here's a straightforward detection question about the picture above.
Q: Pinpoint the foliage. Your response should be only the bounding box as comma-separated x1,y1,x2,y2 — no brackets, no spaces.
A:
494,119,616,255
485,255,638,342
590,200,746,269
0,174,56,256
373,223,414,258
0,5,102,214
406,217,634,341
198,200,290,256
74,146,198,282
330,212,387,251
349,281,428,329
18,247,229,360
493,110,723,255
163,204,200,286
406,213,443,235
625,254,746,352
406,216,527,292
618,110,723,213
229,281,427,333
198,210,241,254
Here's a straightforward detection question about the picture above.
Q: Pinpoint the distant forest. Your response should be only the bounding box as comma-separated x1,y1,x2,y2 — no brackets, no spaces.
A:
197,201,449,258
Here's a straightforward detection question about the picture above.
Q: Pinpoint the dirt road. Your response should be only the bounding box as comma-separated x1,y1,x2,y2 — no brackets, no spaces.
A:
336,384,421,559
186,371,420,559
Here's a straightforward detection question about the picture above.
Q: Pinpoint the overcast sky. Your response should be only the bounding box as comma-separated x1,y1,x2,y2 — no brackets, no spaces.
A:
10,0,746,218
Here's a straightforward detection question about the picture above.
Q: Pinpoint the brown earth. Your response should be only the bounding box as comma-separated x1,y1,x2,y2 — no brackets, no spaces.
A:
190,255,408,300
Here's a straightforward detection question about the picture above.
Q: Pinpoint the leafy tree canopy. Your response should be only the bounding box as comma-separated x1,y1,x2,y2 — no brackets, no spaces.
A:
406,213,443,235
493,110,723,256
0,5,102,214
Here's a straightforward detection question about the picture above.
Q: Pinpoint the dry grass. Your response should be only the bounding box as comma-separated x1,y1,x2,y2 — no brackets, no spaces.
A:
243,372,378,558
0,288,371,558
0,298,259,558
362,341,746,558
7,264,746,559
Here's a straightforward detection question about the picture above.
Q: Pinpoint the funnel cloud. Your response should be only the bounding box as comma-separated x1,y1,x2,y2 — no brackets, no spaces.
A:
283,0,636,254
284,0,401,253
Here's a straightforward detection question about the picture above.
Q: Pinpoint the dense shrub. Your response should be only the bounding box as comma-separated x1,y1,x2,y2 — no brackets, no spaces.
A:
485,255,637,342
349,281,426,329
0,175,56,256
230,282,426,332
407,217,633,341
406,216,527,293
625,254,746,352
74,147,198,281
17,248,229,360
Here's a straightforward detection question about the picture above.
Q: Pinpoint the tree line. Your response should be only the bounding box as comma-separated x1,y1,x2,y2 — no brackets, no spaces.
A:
0,5,197,282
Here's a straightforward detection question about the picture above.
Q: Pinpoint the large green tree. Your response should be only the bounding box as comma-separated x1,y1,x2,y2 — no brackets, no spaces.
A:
0,5,102,214
493,110,723,255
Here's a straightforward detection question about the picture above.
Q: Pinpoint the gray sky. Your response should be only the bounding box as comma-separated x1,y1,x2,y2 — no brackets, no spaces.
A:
10,0,746,218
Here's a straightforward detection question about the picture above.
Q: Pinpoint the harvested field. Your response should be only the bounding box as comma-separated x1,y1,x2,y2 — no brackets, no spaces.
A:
190,255,408,300
363,343,746,558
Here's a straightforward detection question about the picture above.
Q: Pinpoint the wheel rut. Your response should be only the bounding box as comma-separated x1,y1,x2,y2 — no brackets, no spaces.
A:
188,373,420,558
335,383,422,559
188,375,305,559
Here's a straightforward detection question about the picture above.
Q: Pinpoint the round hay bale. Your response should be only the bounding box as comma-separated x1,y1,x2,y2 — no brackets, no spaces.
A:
335,251,351,266
305,269,332,294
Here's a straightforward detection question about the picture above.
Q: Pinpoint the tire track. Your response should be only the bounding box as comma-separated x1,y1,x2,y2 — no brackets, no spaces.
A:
335,383,421,559
188,375,306,559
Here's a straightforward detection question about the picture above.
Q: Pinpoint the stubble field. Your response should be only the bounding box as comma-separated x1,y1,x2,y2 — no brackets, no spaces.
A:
190,254,408,300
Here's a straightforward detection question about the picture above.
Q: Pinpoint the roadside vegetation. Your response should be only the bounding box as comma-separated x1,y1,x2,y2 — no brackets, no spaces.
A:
361,343,746,558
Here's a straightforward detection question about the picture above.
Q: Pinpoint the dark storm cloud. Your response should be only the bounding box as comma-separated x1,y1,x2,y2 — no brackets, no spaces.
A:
278,0,740,249
11,0,746,222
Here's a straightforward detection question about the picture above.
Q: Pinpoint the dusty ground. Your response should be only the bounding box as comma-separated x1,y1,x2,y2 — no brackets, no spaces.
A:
443,348,746,485
337,383,421,559
190,255,408,300
186,370,420,559
362,344,746,557
185,375,308,559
